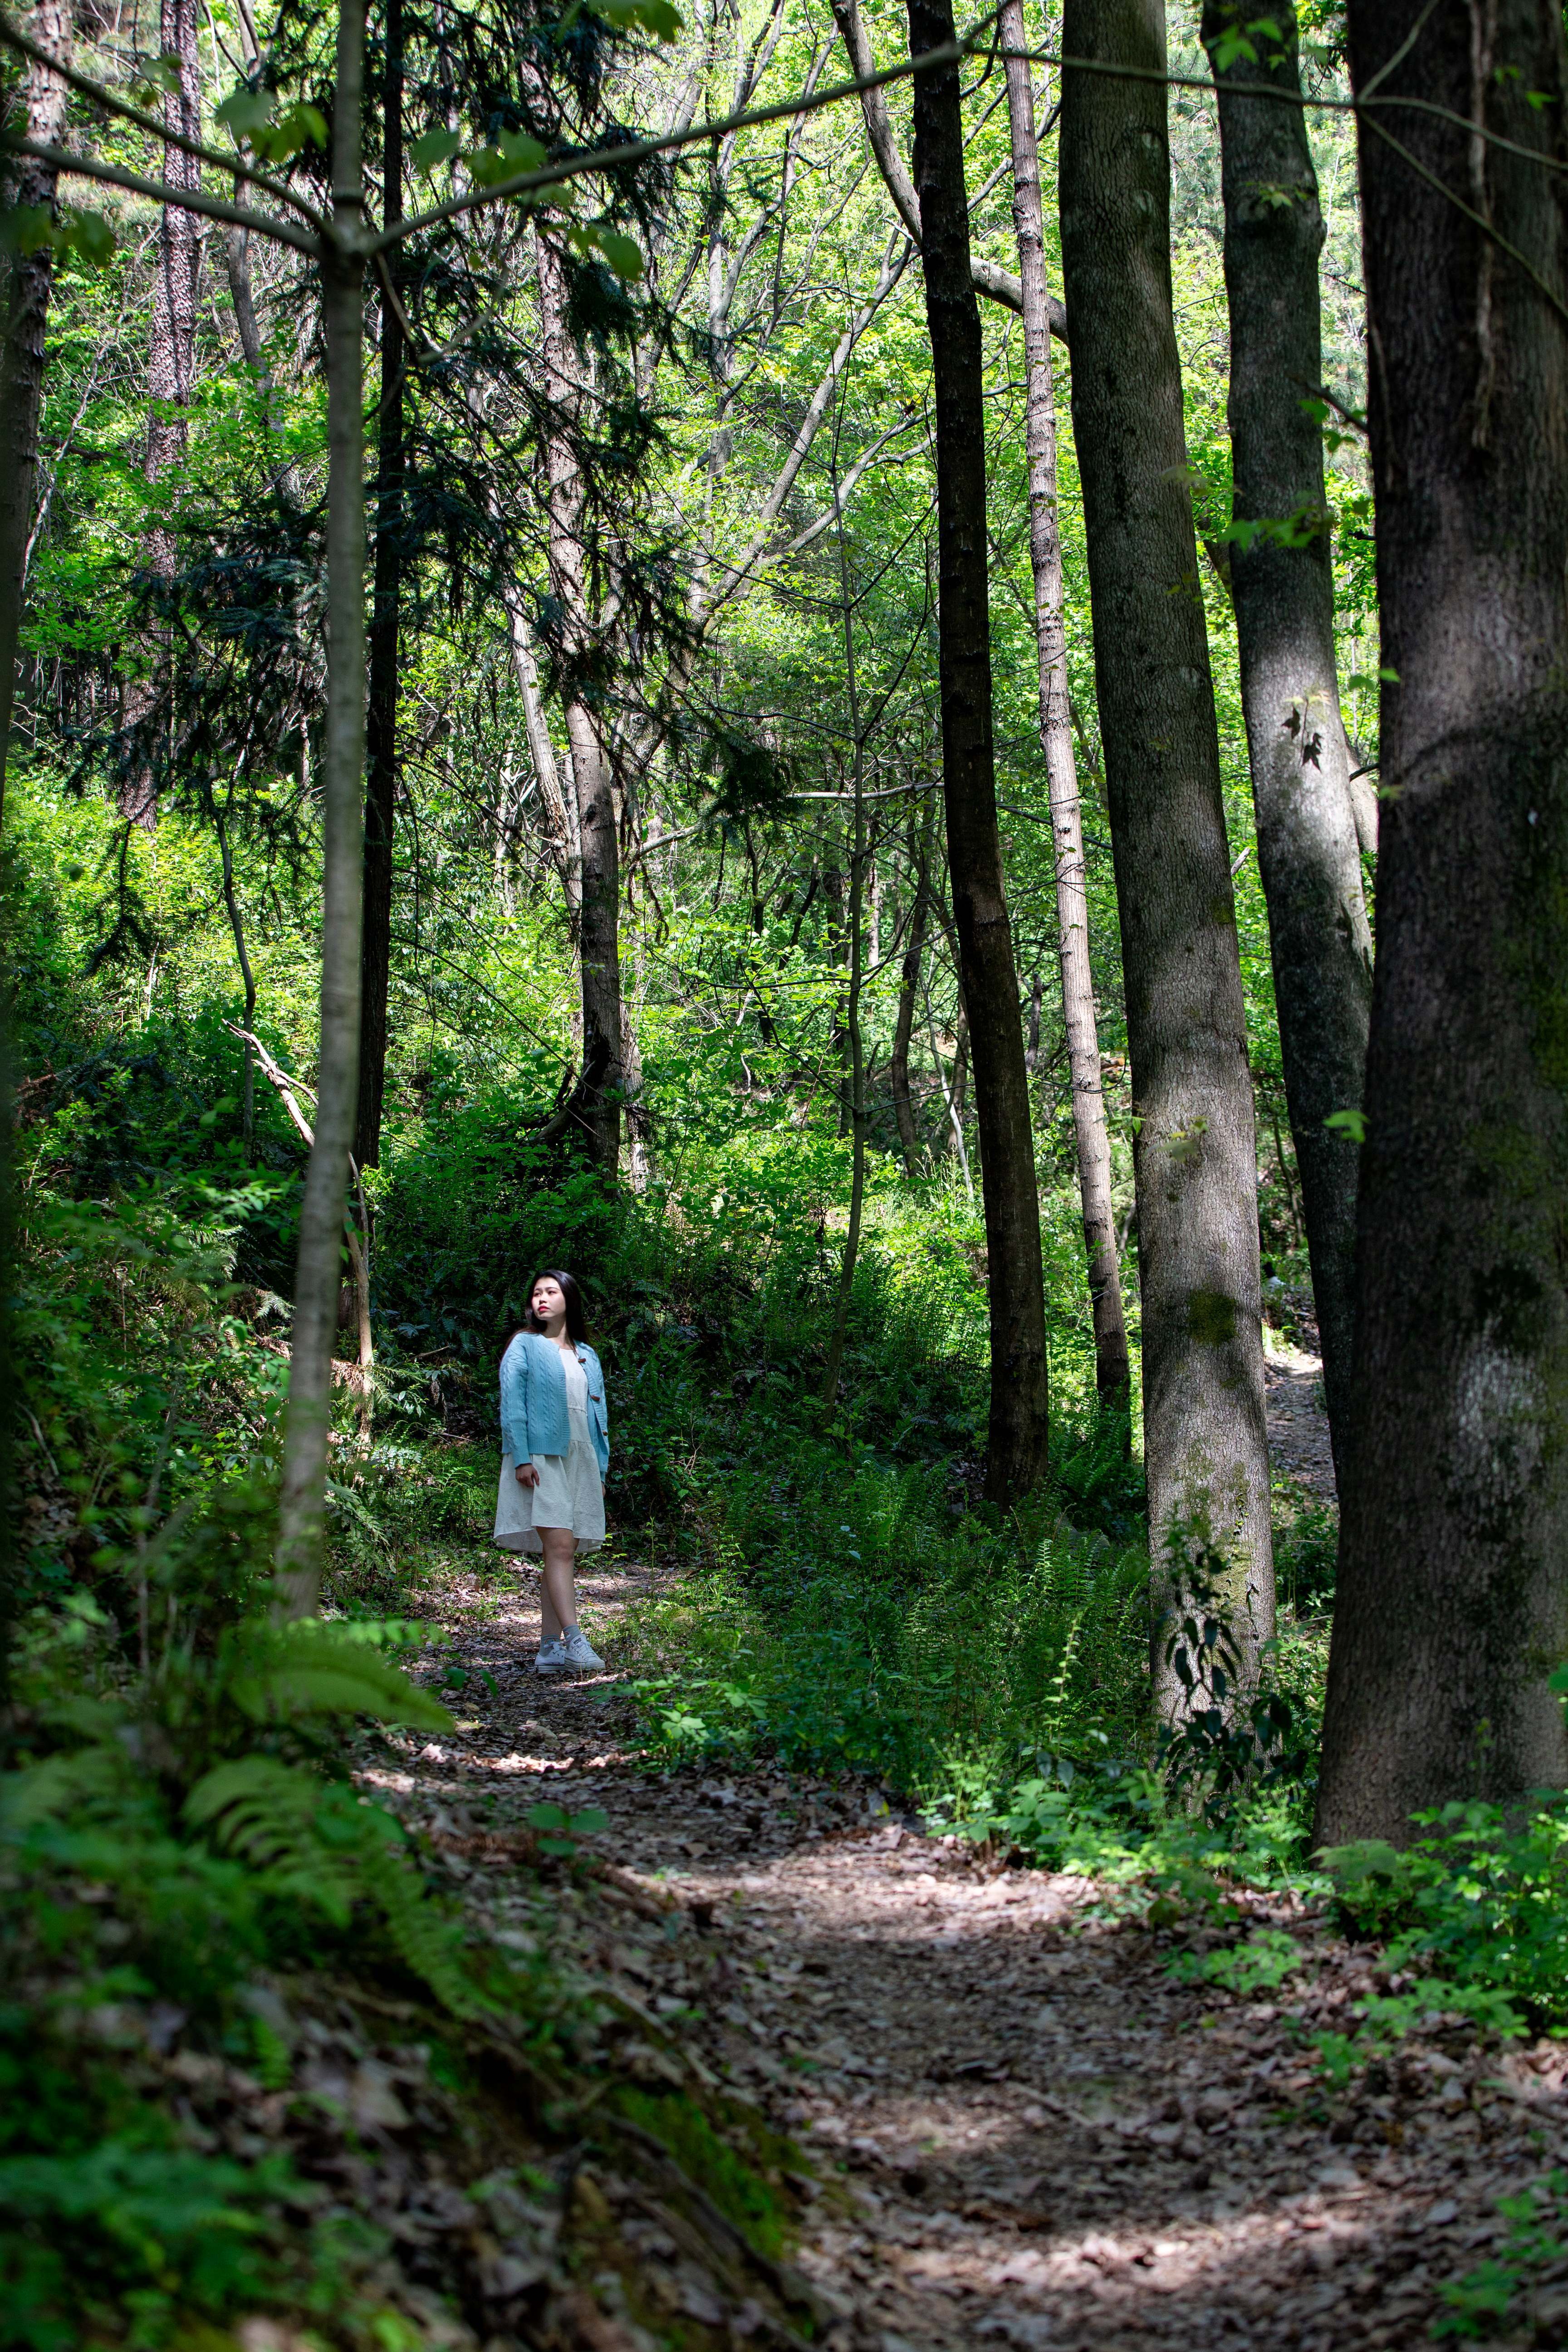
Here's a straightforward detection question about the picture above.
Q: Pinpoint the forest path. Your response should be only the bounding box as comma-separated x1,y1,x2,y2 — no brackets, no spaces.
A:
1264,1337,1336,1503
379,1552,1568,2352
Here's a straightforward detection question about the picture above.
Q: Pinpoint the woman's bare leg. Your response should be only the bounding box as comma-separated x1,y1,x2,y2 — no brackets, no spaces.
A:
539,1568,563,1645
538,1525,579,1640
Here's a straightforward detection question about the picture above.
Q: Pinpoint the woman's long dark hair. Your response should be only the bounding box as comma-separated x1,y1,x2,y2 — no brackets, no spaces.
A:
519,1268,588,1344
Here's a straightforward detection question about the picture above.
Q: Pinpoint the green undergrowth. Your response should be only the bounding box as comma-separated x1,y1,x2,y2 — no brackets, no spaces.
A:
3,1163,811,2352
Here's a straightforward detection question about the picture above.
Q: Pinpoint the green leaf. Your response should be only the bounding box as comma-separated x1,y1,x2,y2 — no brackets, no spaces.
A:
592,226,644,281
593,0,683,36
496,127,548,171
569,1807,609,1834
0,204,59,258
410,125,463,172
1323,1107,1367,1145
142,52,186,96
216,86,275,142
526,1801,571,1830
257,101,328,160
466,146,512,189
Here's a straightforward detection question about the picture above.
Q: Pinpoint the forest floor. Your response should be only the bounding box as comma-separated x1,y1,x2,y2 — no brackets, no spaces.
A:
363,1535,1568,2352
1264,1336,1337,1503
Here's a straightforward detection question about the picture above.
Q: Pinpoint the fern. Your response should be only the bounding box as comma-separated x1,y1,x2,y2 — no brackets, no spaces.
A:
185,1758,361,1926
225,1622,453,1732
184,1760,495,2018
360,1839,496,2020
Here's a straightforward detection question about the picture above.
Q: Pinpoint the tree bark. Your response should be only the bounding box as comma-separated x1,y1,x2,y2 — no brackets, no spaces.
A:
538,235,622,1175
891,798,935,1174
1059,0,1273,1686
274,0,367,1617
823,496,868,1408
355,0,406,1170
1000,0,1130,1420
125,0,202,830
1201,0,1372,1485
908,0,1050,1504
0,0,69,829
1314,0,1568,1844
830,0,1068,339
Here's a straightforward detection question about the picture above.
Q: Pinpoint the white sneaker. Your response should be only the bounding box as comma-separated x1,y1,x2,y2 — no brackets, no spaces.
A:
561,1626,604,1671
533,1639,567,1676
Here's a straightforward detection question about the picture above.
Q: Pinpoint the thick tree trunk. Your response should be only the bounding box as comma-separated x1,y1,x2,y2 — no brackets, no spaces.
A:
1314,0,1568,1844
125,0,202,830
0,0,69,828
891,799,934,1174
274,1,367,1617
909,0,1050,1504
1059,0,1273,1686
356,0,405,1170
1000,0,1130,1420
538,236,621,1175
1201,0,1372,1485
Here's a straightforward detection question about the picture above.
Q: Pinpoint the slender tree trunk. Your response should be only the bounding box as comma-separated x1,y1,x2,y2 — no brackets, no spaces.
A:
926,984,974,1200
830,0,1068,335
891,799,934,1174
1201,0,1372,1486
1059,0,1273,1687
355,0,405,1170
0,0,69,828
538,235,621,1174
1314,0,1568,1844
821,849,850,1133
908,0,1050,1504
274,0,367,1617
125,0,202,830
216,806,258,1156
505,585,582,929
1001,0,1130,1420
823,497,868,1408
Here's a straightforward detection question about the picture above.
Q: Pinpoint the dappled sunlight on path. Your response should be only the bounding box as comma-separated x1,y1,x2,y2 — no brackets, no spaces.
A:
374,1552,1568,2351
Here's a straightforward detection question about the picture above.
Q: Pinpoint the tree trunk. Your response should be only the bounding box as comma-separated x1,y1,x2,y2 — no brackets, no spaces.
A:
125,0,202,830
1201,0,1372,1485
830,0,1068,337
891,799,934,1174
1059,0,1273,1686
907,0,1050,1505
823,498,868,1408
538,235,621,1175
1000,0,1130,1420
0,0,69,829
1314,0,1568,1844
274,0,367,1618
355,0,405,1171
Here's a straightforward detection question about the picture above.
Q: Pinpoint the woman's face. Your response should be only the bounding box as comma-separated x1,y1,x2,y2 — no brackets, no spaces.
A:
532,1277,568,1330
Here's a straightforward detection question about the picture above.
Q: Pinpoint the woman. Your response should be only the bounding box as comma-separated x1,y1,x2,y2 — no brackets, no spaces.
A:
495,1269,609,1675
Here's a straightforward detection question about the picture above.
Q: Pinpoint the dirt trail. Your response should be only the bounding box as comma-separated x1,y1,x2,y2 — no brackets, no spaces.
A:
377,1555,1568,2352
1264,1339,1336,1504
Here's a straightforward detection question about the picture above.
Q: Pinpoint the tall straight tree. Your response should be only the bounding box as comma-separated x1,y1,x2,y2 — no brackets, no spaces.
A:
1059,0,1273,1684
907,0,1050,1504
274,0,368,1617
999,0,1129,1419
1314,0,1568,1843
125,0,202,829
1200,0,1372,1480
355,0,407,1169
538,231,622,1175
0,0,69,826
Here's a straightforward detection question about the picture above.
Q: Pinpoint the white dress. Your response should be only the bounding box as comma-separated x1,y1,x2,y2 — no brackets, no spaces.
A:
494,1345,605,1557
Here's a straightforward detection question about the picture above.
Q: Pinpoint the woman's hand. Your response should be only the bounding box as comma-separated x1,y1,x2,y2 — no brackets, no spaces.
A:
515,1462,539,1489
